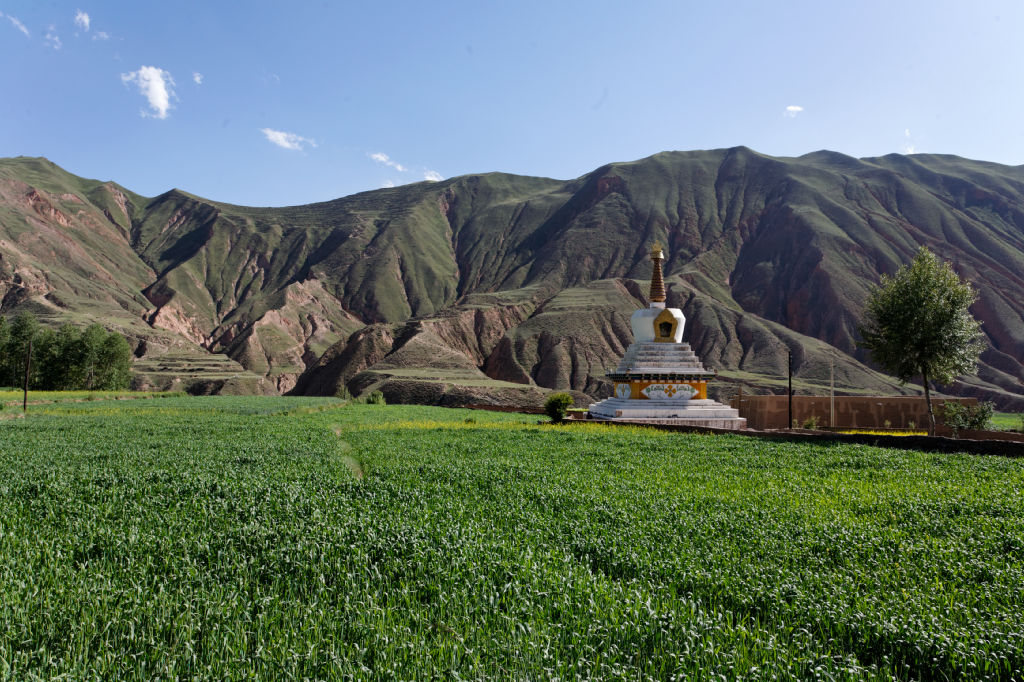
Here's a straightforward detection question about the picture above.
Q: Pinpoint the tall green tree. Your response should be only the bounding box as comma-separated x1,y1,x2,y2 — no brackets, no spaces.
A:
0,316,10,387
94,333,133,390
35,323,85,390
858,247,985,435
31,327,57,389
5,312,40,390
53,323,86,389
79,323,108,390
0,313,134,391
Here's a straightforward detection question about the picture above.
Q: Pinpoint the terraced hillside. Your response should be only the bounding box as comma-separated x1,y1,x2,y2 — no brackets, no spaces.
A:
1,149,1022,406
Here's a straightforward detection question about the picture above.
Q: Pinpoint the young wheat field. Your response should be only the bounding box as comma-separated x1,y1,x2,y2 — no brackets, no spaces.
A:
1,396,1023,680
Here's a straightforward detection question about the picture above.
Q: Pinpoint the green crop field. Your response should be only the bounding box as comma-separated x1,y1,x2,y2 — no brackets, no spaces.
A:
992,412,1024,432
1,397,1023,679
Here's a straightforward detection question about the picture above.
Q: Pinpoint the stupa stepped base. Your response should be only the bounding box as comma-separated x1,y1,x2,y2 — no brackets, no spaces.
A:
613,342,714,375
590,417,748,429
587,398,747,430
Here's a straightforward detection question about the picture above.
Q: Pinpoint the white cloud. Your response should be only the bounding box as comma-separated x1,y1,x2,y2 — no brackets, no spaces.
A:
3,13,30,37
370,152,408,172
423,170,444,182
93,30,109,40
260,128,316,151
121,66,176,119
381,180,396,188
44,25,61,49
903,128,916,154
74,10,90,31
193,72,203,85
783,105,803,118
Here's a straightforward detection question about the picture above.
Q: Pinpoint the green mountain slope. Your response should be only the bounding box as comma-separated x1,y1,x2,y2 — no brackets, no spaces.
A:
1,150,1022,407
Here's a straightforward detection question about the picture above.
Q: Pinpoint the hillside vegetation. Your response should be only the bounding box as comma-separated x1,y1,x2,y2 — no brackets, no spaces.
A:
1,398,1023,678
1,150,1022,406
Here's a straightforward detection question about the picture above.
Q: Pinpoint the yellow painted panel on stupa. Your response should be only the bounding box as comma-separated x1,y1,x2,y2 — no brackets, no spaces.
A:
614,380,707,400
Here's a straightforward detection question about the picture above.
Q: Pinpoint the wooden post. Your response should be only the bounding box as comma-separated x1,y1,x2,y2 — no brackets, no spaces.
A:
22,336,32,413
788,351,793,429
830,359,835,429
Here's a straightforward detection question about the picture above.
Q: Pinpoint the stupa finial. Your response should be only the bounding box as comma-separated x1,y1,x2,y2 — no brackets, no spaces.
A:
649,242,666,304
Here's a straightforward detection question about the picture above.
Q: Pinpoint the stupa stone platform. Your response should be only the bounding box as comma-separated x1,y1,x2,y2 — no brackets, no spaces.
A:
587,243,746,429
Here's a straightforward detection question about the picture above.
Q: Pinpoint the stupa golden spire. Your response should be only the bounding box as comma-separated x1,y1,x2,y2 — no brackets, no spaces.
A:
649,241,666,304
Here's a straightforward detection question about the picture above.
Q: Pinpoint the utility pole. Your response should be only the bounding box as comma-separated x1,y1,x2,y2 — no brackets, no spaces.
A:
830,359,835,429
787,350,793,429
22,337,32,413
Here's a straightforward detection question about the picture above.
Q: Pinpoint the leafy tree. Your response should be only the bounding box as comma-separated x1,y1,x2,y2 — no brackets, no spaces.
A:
79,323,108,390
544,392,574,424
0,316,10,387
859,247,985,435
0,312,133,391
53,323,87,389
31,327,57,389
4,312,40,390
94,333,133,390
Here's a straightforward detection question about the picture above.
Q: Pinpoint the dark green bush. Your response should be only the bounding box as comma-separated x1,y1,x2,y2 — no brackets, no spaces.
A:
940,400,994,437
544,392,574,424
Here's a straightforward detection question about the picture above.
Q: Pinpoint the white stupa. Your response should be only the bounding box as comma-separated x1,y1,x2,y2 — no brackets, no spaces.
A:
588,243,747,429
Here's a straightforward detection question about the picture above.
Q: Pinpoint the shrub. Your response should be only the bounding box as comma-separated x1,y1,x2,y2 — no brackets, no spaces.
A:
364,390,386,406
544,393,574,424
969,401,995,431
335,384,353,400
940,401,994,437
801,415,820,430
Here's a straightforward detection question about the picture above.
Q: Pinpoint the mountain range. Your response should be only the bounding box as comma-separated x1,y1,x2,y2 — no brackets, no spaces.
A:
1,148,1022,409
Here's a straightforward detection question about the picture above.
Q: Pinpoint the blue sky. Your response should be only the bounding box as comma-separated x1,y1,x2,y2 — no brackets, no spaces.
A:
1,0,1021,206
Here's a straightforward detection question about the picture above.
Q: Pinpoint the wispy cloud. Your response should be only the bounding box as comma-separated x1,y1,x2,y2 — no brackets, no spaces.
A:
260,128,316,151
381,180,396,188
74,9,90,31
423,170,444,182
1,12,30,37
93,30,108,40
903,128,917,154
370,152,407,172
121,66,176,119
44,25,62,49
783,105,804,118
193,72,204,85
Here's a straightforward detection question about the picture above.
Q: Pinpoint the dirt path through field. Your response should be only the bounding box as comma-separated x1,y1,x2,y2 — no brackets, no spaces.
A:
331,424,364,480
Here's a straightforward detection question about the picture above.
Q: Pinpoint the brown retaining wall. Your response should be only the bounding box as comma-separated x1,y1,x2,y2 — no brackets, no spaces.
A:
730,395,978,431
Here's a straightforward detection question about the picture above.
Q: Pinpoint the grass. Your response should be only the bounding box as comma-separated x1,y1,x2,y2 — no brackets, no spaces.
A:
1,397,1024,679
0,389,185,408
991,412,1024,432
